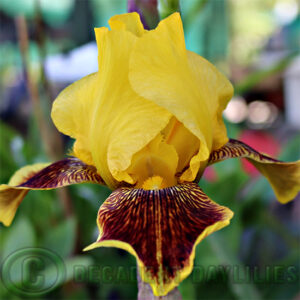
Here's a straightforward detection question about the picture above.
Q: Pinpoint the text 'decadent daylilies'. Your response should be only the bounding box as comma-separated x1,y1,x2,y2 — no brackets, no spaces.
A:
0,12,299,297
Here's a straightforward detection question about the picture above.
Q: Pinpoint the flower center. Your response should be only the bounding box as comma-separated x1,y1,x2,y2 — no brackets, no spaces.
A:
142,176,165,190
124,118,200,188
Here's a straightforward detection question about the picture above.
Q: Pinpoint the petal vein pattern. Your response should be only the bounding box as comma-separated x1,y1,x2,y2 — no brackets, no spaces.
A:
88,27,171,188
51,73,98,166
0,157,103,226
209,139,300,203
84,182,233,296
129,13,233,181
187,51,234,150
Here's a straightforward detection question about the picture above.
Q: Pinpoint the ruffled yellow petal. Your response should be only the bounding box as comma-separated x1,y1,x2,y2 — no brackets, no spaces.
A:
0,158,103,226
109,12,145,36
90,25,171,188
129,13,212,148
162,117,199,175
51,19,171,189
51,73,98,166
84,183,233,296
209,139,300,203
51,12,233,187
72,139,94,166
129,13,232,181
187,51,234,150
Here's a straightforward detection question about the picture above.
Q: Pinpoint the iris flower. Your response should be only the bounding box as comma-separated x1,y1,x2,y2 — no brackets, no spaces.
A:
1,13,299,297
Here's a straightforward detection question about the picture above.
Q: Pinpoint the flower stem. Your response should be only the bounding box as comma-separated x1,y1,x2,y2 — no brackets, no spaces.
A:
15,16,54,160
137,267,182,300
158,0,180,19
128,0,160,29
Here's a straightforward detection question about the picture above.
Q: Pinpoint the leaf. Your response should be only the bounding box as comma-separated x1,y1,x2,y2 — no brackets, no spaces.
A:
43,255,94,287
1,218,36,286
0,121,19,182
2,217,36,262
208,233,262,300
41,217,76,258
279,136,300,162
1,254,94,297
158,0,180,19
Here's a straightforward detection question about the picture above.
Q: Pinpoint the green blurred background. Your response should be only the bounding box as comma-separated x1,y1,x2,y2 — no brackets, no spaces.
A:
0,0,299,299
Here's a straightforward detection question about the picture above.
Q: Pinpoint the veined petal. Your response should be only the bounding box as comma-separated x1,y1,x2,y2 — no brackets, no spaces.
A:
0,157,103,226
126,133,179,188
209,139,300,203
129,13,229,181
109,12,145,36
162,117,199,176
187,51,234,150
52,21,171,189
84,183,233,296
91,25,171,188
51,73,98,166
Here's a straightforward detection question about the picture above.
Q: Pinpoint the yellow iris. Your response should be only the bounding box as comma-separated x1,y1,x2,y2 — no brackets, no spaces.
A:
0,12,299,297
51,12,233,190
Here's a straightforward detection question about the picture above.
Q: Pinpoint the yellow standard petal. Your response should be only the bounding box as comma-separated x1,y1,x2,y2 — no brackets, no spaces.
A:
187,51,234,150
109,12,145,36
51,13,233,186
84,183,233,296
52,14,172,189
51,73,99,166
209,139,300,203
90,24,172,188
129,13,233,182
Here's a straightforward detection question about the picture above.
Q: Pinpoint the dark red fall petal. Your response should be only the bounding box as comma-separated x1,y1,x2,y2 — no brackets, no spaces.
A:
209,139,300,203
84,182,233,296
0,157,104,226
18,157,104,188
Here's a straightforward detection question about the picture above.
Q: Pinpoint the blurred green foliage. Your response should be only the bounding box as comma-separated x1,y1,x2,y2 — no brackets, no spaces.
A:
0,0,299,299
0,0,74,26
0,113,299,300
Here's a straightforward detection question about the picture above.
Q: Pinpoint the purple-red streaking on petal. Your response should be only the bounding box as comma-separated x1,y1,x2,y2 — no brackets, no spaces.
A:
208,138,278,163
0,157,104,226
18,157,104,188
85,182,233,296
208,139,300,203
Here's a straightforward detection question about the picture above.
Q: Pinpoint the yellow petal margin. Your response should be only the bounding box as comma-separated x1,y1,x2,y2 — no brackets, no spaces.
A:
0,157,103,226
129,13,233,181
109,12,145,36
84,183,233,296
209,139,300,203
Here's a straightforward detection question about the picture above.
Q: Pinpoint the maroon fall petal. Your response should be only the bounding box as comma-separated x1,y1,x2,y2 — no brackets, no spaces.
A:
86,182,233,295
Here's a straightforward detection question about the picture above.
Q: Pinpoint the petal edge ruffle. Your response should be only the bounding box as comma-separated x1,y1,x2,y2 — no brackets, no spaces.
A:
84,183,233,296
0,157,104,226
209,139,300,203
